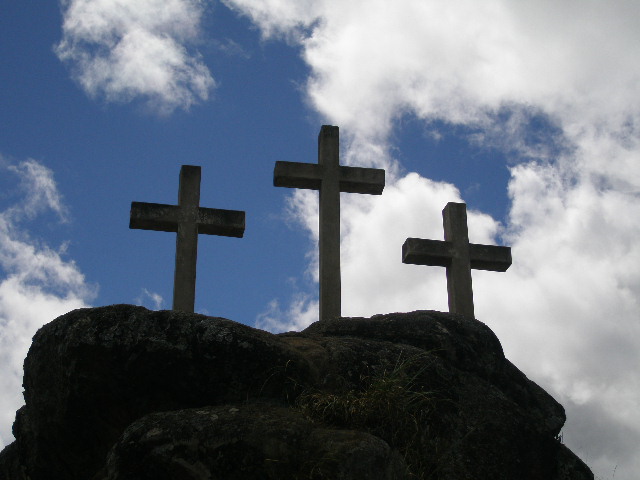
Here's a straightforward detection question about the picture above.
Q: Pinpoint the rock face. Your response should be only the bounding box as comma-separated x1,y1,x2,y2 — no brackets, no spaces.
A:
0,305,593,480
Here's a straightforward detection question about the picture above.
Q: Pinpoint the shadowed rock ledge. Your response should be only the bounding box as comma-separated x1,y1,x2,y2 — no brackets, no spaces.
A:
0,305,593,479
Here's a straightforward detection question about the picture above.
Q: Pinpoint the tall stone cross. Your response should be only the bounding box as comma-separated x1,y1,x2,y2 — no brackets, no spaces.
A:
274,125,385,321
402,202,511,318
130,165,245,313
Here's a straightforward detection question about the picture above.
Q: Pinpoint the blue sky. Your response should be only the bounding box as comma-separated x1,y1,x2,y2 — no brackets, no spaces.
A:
2,1,639,478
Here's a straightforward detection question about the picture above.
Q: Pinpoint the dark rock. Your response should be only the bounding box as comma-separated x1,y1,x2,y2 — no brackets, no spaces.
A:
96,403,407,480
0,305,593,480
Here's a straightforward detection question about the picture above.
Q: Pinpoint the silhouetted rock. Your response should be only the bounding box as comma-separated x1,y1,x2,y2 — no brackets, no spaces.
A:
0,305,593,479
97,402,407,480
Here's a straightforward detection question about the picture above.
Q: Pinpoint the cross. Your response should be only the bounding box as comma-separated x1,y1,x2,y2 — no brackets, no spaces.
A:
130,165,245,313
274,125,385,322
402,202,511,318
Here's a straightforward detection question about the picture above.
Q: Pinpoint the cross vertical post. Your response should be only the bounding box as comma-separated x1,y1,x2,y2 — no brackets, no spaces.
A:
402,202,512,318
443,202,474,317
130,165,245,313
274,125,385,321
174,166,201,312
318,127,341,322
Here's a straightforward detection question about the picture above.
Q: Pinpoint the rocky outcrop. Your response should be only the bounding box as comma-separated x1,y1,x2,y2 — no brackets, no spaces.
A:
0,305,593,479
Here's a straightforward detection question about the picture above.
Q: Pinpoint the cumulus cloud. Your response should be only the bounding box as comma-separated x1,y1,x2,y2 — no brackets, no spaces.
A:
55,0,215,113
229,1,640,477
0,158,93,449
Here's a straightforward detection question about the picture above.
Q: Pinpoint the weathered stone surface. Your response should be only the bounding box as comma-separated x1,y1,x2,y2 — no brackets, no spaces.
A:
7,305,312,480
302,311,564,434
0,305,593,480
96,403,407,480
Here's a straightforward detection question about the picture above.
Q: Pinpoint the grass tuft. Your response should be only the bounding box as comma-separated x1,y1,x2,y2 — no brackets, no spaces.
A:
296,353,448,479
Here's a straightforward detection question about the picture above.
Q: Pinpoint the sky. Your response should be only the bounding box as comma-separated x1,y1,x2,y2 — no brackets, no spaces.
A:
1,1,639,478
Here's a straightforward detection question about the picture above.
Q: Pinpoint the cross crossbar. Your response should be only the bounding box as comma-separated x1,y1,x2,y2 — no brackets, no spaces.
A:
130,165,245,312
402,238,511,271
274,125,385,321
402,202,511,318
130,204,244,236
274,162,385,194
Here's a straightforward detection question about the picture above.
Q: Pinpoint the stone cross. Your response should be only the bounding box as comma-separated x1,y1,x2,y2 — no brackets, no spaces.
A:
130,165,245,313
274,125,385,321
402,202,511,318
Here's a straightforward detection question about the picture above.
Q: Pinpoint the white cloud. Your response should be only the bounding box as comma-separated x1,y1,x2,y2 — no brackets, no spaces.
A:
135,288,164,310
5,159,70,222
255,295,318,333
232,1,640,478
0,158,93,449
56,0,215,113
229,0,640,143
222,0,320,41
